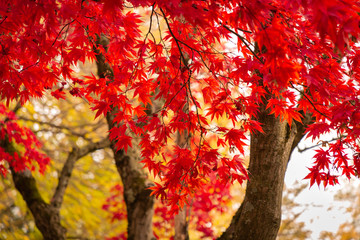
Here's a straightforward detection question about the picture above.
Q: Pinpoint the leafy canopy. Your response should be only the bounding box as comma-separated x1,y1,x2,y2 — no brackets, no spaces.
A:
1,0,360,212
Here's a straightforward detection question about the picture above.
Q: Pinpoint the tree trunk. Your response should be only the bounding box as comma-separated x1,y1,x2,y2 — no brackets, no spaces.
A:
0,138,67,240
106,112,155,240
95,34,155,240
1,109,109,240
174,206,189,240
12,170,67,240
219,101,310,240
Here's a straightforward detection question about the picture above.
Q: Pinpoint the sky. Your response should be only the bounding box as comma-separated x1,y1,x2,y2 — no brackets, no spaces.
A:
285,138,353,239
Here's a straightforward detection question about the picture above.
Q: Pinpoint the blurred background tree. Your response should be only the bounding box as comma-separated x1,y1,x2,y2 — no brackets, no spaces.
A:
0,87,121,239
277,182,312,240
319,182,360,240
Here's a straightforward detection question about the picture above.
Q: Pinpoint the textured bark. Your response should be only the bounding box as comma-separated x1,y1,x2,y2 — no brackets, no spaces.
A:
107,112,155,240
51,139,110,209
174,206,189,240
95,35,155,240
1,123,109,239
12,169,67,240
1,138,66,240
219,102,312,240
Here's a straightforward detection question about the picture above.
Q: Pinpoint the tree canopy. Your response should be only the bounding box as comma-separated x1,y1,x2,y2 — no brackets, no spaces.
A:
1,0,360,239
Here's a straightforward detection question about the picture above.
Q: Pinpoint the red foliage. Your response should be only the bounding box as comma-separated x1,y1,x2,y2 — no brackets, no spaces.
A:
103,175,234,239
0,104,50,175
2,0,360,211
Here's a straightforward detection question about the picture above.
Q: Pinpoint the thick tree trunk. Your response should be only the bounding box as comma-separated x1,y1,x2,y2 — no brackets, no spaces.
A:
174,206,189,240
95,35,155,240
219,102,310,240
106,112,155,240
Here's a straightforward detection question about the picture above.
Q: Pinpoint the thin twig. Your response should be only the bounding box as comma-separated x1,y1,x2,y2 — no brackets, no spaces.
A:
222,24,264,64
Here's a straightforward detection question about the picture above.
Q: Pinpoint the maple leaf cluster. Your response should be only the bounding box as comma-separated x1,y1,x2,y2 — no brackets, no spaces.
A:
0,104,50,175
2,0,360,210
102,174,233,239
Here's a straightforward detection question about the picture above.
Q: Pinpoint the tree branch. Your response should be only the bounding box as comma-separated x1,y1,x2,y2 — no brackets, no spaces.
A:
51,138,110,209
297,136,342,153
222,24,264,64
18,116,94,140
290,111,314,154
0,136,67,239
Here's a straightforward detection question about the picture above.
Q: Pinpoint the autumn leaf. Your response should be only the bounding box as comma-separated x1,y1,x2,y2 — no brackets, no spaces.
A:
51,89,66,100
